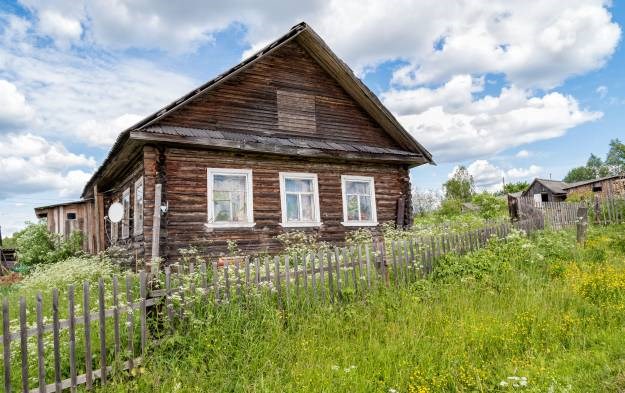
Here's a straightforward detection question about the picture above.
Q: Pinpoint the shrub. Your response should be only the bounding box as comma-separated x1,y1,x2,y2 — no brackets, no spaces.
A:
276,231,329,260
471,192,507,219
13,222,84,267
345,228,373,246
437,198,463,217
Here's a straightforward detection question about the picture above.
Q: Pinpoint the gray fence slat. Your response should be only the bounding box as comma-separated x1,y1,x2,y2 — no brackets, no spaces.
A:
36,292,46,393
67,287,76,393
3,298,10,393
326,251,335,303
112,276,120,367
139,271,147,357
391,241,399,287
224,260,231,302
98,279,107,385
364,245,372,288
318,251,326,303
200,263,208,296
284,256,291,306
52,289,62,392
20,297,29,393
212,261,219,302
125,275,134,371
83,282,92,390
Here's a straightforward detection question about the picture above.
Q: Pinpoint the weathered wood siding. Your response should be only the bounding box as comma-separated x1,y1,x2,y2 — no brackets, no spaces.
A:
36,202,96,253
524,182,565,202
141,147,411,262
105,157,145,266
566,176,625,198
156,41,401,149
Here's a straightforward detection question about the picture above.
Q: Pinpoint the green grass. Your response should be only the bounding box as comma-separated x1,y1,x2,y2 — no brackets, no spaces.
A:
92,225,625,392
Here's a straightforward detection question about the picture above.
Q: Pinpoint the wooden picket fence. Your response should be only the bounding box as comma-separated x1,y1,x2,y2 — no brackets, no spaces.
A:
517,195,625,228
1,215,549,393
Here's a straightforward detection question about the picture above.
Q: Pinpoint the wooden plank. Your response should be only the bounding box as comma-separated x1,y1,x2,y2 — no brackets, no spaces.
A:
83,283,92,390
391,241,399,287
224,260,231,301
36,293,46,393
151,183,163,273
112,277,120,369
3,298,10,393
244,258,251,291
364,245,372,289
284,255,291,307
326,251,335,303
139,271,147,357
93,185,101,252
318,251,326,303
334,248,342,296
254,258,260,287
200,263,208,296
310,253,317,297
212,261,219,302
20,297,29,393
125,276,134,371
67,287,77,393
98,279,107,385
52,289,62,393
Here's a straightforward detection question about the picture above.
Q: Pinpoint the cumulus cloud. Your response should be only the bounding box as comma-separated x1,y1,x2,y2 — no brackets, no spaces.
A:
596,85,608,98
76,113,144,147
0,79,35,130
0,134,95,199
38,9,82,46
516,150,531,158
450,159,542,190
386,78,602,162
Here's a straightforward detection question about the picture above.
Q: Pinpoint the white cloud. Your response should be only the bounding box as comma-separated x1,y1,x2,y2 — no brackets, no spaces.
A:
38,9,82,47
451,159,543,191
596,85,608,98
77,113,144,147
516,149,531,158
13,1,620,89
0,79,35,130
387,78,602,162
0,133,95,199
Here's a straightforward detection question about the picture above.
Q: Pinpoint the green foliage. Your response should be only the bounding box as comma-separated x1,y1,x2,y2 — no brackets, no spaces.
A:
275,231,329,260
471,192,507,219
345,228,373,246
606,138,625,174
95,225,625,393
437,198,463,217
564,140,625,183
564,165,599,183
502,181,529,194
13,222,84,267
443,166,475,202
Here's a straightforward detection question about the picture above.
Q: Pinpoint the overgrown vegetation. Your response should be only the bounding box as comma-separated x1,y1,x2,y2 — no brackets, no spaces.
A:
89,224,625,392
564,139,625,182
10,222,84,268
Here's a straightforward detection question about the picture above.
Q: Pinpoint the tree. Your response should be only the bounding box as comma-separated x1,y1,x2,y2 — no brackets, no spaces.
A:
606,138,625,174
411,187,441,216
471,192,507,219
443,166,475,202
563,165,597,183
502,181,529,194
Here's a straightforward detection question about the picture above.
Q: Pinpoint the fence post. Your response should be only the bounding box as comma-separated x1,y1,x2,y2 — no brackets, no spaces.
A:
577,207,588,244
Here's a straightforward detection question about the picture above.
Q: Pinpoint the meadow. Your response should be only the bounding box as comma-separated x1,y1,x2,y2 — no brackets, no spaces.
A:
88,224,625,393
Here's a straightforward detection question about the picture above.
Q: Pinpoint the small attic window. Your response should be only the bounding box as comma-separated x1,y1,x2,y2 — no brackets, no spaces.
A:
592,184,602,192
66,212,77,220
277,90,316,133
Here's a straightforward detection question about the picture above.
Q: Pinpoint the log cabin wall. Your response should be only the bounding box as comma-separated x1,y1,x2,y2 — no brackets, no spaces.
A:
565,176,625,198
104,157,145,268
152,146,411,262
156,40,401,150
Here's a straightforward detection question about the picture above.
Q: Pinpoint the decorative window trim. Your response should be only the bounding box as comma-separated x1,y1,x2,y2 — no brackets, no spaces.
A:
134,177,144,235
206,168,255,229
121,188,130,239
278,172,322,228
340,175,378,227
111,200,119,243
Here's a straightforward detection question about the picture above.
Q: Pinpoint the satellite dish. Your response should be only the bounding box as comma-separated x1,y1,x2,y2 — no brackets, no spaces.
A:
108,202,124,223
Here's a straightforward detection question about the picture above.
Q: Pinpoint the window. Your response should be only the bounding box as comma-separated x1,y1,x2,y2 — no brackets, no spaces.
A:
134,177,144,235
341,175,378,226
66,212,76,220
279,172,321,227
592,184,602,193
206,169,254,228
541,193,549,203
122,188,130,239
111,200,119,243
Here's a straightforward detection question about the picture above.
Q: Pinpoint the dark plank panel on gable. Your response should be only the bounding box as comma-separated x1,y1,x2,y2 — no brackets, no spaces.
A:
156,40,401,148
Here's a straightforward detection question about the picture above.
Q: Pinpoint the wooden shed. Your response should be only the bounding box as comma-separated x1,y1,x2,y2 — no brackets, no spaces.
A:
563,174,625,198
74,22,432,266
34,199,97,253
522,178,568,204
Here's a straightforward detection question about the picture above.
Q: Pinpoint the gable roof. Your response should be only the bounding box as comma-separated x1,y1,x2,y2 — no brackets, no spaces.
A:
82,22,432,197
562,173,625,190
524,178,568,196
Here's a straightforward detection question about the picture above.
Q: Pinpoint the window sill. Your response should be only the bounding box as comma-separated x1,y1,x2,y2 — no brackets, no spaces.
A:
204,222,256,229
341,221,379,227
280,222,323,228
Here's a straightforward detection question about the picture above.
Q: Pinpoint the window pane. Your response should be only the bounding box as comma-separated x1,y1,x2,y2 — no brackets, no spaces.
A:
214,201,231,221
347,195,359,221
359,196,372,221
286,194,299,221
300,194,314,221
231,192,246,222
285,178,313,192
214,174,246,191
346,180,370,195
213,191,230,201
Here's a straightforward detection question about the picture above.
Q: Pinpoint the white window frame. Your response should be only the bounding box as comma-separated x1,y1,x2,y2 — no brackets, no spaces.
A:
279,172,322,228
111,199,119,243
121,188,131,239
341,175,378,227
134,177,144,235
206,168,255,228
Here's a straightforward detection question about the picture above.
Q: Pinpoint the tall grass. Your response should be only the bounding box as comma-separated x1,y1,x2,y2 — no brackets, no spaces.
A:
91,225,625,392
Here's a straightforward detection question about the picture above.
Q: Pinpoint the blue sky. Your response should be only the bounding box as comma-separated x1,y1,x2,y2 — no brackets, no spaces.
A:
0,0,623,235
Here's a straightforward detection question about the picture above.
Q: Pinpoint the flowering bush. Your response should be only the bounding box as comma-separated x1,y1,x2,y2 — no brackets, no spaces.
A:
13,222,84,267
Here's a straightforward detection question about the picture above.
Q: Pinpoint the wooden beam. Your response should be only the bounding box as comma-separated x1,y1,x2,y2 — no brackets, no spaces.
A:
93,185,101,252
150,184,162,274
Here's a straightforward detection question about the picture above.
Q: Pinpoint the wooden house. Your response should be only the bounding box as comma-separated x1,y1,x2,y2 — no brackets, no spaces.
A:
563,174,625,198
34,200,97,253
40,23,433,266
522,178,568,203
